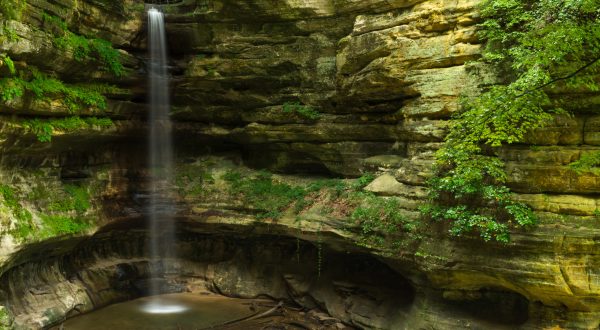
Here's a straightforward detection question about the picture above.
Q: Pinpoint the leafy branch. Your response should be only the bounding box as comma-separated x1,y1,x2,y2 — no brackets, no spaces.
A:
425,0,600,243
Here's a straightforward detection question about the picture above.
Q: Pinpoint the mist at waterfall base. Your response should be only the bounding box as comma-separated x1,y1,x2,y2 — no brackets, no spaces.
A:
143,6,180,315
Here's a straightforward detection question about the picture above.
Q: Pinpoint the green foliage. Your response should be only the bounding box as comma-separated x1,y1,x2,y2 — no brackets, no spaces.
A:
42,13,124,76
0,76,24,101
352,194,419,247
175,164,214,196
0,178,95,242
28,69,109,110
352,172,376,190
223,170,307,219
1,55,15,75
40,214,90,238
569,151,600,175
49,185,90,214
220,169,421,249
2,25,19,42
23,116,114,142
0,66,116,113
306,179,347,198
90,38,124,76
0,307,9,330
125,2,146,13
0,0,26,20
426,0,600,242
282,101,321,120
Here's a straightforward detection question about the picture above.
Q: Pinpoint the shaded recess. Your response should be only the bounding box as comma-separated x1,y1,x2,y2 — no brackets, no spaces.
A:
0,219,416,328
440,288,530,326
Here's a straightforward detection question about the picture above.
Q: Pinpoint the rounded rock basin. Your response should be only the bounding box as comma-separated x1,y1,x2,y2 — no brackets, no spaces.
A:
58,293,256,330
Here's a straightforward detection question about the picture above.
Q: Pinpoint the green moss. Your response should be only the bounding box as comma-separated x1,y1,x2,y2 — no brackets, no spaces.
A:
0,184,34,241
0,306,10,330
4,27,19,42
48,185,90,214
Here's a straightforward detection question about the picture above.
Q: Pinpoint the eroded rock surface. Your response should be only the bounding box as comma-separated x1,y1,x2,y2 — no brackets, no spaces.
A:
1,0,600,329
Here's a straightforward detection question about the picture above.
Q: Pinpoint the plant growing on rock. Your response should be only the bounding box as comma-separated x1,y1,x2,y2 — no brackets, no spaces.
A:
425,0,600,242
0,0,26,20
352,194,419,248
42,13,124,77
569,151,600,175
223,170,307,219
0,184,34,241
282,101,321,120
0,306,10,330
0,55,15,75
23,116,113,142
0,63,118,110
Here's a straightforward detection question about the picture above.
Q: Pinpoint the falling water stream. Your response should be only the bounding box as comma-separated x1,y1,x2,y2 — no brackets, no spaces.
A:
143,6,181,314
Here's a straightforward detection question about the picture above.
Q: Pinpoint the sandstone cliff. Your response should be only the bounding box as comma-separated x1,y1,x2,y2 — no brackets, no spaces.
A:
0,0,599,329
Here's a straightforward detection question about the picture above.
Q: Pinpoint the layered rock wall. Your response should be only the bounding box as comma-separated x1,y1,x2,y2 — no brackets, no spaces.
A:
1,0,600,329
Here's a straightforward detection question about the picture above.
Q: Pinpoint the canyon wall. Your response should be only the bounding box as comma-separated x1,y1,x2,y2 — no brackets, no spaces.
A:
0,0,600,329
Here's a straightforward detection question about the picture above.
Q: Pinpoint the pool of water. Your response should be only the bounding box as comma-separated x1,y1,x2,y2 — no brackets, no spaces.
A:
58,293,256,330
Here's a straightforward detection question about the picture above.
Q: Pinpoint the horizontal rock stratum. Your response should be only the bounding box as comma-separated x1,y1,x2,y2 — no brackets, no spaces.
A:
0,0,600,329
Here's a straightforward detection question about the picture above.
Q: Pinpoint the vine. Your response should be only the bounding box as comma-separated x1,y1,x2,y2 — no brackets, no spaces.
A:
424,0,600,242
316,221,322,279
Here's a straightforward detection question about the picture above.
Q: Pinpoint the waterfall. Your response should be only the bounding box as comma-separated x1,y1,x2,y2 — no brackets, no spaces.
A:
144,6,182,313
